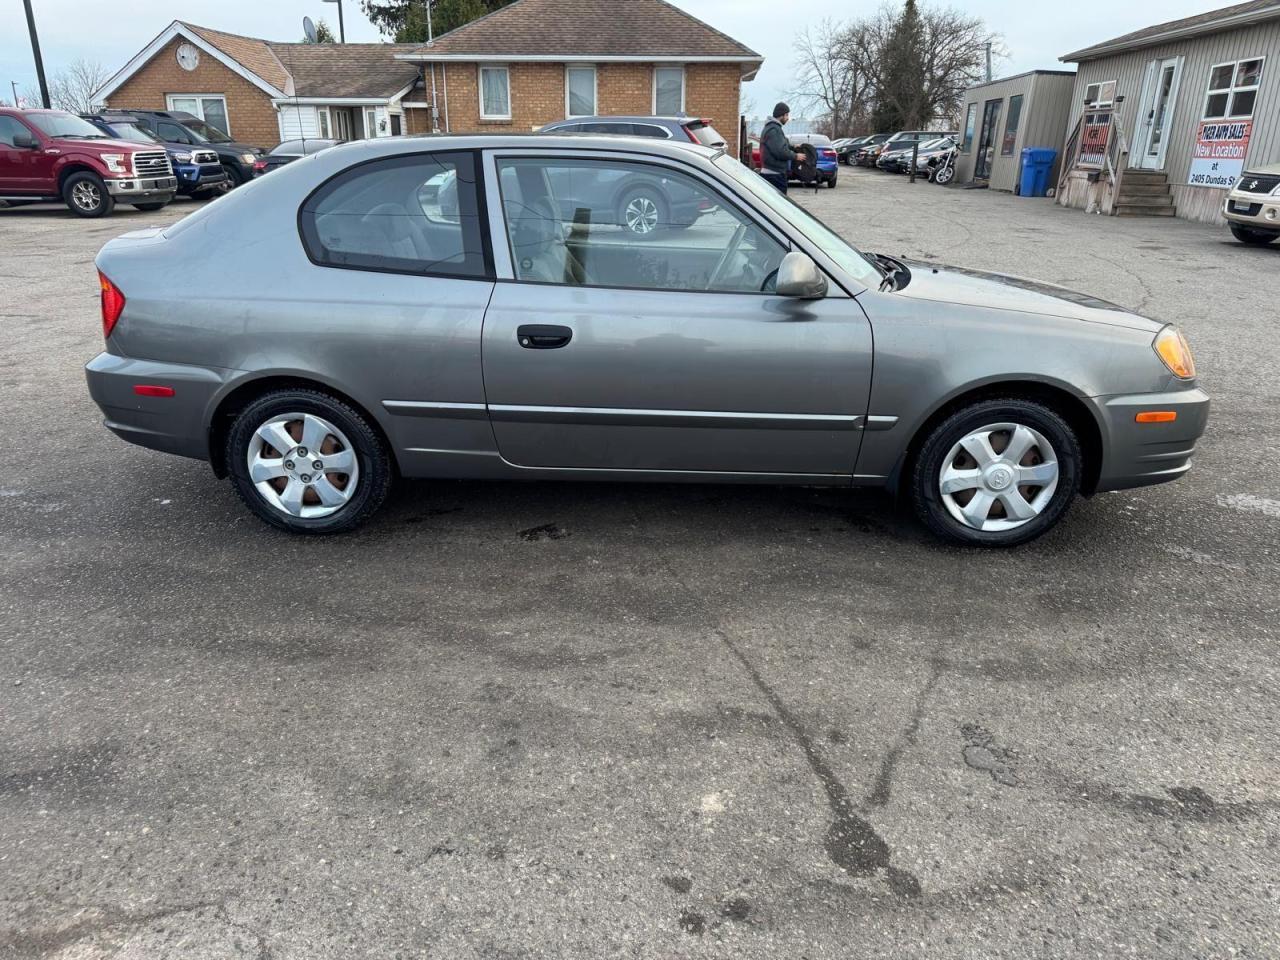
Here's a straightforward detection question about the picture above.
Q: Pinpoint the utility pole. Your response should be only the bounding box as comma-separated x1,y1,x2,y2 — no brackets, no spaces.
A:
10,81,19,108
322,0,346,42
22,0,51,108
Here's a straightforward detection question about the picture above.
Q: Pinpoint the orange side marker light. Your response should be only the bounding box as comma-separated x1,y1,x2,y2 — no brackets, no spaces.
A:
1135,411,1177,424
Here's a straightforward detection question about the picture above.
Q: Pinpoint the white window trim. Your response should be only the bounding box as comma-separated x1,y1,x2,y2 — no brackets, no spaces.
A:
652,65,686,115
1083,80,1116,109
1203,56,1265,119
565,64,597,118
479,64,512,121
165,93,231,135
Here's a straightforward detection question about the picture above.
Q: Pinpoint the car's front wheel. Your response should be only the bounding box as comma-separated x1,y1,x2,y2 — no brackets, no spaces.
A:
63,172,114,218
912,399,1081,547
1230,224,1278,246
226,389,392,534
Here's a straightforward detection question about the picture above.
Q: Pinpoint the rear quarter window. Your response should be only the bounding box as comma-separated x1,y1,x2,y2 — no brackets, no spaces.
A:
298,151,490,280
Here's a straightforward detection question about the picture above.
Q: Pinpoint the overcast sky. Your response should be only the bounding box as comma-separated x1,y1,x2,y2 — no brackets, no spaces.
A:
1,0,1216,113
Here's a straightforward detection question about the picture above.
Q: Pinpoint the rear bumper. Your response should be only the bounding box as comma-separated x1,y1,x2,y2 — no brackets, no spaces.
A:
1092,387,1210,492
85,352,235,461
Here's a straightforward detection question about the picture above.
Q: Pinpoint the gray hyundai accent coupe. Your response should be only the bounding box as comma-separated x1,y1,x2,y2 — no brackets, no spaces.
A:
86,135,1208,546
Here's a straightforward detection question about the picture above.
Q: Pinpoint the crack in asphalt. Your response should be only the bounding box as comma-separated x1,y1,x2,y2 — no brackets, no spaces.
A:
869,659,944,808
713,628,922,899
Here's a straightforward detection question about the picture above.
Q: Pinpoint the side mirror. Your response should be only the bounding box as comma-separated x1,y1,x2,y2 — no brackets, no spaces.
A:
776,251,828,299
12,131,37,149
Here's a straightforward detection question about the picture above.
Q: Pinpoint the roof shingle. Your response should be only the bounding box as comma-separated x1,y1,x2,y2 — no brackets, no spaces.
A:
267,43,421,99
1062,0,1280,61
405,0,760,59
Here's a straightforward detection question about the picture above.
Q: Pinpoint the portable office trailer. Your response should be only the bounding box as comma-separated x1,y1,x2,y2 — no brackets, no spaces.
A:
1058,1,1280,223
955,71,1077,191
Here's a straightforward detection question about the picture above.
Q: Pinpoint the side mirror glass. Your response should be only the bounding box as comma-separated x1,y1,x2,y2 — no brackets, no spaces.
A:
776,251,828,299
12,132,37,149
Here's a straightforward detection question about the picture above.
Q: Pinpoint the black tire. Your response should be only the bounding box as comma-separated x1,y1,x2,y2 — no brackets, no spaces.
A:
911,398,1081,548
132,201,169,211
1230,224,1278,246
934,164,955,186
827,175,838,189
226,388,393,535
63,171,114,218
616,187,668,238
223,164,245,188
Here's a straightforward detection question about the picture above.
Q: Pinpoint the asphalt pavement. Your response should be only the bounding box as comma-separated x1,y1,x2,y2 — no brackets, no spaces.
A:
1,173,1278,959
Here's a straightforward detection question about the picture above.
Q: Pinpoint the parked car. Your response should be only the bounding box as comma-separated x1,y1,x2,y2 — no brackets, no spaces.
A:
541,115,728,149
838,135,880,164
253,138,341,178
83,113,226,199
1223,164,1280,245
0,108,175,217
85,134,1208,545
788,133,839,188
111,110,265,187
910,137,958,175
879,136,956,174
859,130,950,167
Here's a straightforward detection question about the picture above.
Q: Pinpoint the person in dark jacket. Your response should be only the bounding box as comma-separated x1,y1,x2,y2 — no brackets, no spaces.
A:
759,102,805,193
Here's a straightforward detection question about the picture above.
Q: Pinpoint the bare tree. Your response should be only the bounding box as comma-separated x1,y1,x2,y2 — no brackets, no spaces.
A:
48,59,111,114
790,20,872,138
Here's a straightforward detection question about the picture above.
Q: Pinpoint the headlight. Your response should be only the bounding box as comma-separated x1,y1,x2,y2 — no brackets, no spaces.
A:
240,153,255,164
101,153,126,174
1154,325,1196,380
173,151,192,163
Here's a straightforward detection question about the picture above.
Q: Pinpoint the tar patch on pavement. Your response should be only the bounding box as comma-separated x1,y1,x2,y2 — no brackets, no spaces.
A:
677,909,706,935
661,875,693,894
518,522,568,541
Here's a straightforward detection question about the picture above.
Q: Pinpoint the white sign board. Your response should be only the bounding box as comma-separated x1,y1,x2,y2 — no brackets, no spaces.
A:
1188,119,1253,188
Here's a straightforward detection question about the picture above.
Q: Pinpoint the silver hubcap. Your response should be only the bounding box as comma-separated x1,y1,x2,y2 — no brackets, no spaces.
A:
624,196,660,234
72,181,101,211
939,422,1059,532
246,413,358,519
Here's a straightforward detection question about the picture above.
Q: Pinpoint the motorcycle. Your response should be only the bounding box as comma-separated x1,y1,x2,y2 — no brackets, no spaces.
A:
929,145,958,185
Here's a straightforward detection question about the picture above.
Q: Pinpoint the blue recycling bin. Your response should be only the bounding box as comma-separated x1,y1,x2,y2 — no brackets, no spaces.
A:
1019,147,1057,197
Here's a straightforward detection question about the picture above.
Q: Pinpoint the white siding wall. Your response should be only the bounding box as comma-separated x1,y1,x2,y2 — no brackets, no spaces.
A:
1067,18,1280,223
277,105,321,141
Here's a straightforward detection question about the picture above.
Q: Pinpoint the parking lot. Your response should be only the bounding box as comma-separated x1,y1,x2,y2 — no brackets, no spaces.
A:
2,169,1278,958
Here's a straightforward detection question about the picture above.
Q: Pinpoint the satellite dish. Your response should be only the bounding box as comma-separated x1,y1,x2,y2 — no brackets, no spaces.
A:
303,16,318,43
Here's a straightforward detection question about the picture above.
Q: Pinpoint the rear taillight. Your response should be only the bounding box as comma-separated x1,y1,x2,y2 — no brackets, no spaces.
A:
253,159,267,172
99,270,125,339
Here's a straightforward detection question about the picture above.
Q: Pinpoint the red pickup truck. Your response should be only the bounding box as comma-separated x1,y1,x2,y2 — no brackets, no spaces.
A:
0,108,177,217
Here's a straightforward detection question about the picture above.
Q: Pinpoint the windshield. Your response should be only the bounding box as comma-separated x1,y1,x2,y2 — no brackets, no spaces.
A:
713,155,883,289
180,118,232,143
25,112,108,140
105,122,159,143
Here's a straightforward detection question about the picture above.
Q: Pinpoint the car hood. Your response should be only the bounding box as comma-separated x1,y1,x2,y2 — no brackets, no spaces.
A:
887,260,1163,333
54,135,157,152
1242,161,1280,176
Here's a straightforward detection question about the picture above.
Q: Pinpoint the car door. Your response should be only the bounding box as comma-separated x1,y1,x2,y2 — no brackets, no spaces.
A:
0,115,43,192
479,150,873,477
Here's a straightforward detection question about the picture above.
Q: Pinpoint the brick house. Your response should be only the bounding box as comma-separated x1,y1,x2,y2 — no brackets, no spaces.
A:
396,0,762,156
93,21,423,147
92,0,761,154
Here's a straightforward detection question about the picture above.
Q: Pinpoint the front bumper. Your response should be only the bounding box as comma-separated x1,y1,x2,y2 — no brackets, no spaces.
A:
1223,189,1280,232
1091,387,1210,492
176,164,229,193
85,352,235,461
105,175,177,199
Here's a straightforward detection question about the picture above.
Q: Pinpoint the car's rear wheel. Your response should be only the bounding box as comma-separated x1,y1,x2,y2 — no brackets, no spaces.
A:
912,399,1081,547
226,389,392,534
132,202,168,211
618,188,667,237
63,172,114,218
1230,224,1278,246
827,175,838,189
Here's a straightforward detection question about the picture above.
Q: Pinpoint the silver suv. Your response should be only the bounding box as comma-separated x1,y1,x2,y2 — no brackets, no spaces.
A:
1224,164,1280,245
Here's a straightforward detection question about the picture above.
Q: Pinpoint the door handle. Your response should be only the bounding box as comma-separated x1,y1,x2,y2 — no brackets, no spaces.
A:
517,324,573,349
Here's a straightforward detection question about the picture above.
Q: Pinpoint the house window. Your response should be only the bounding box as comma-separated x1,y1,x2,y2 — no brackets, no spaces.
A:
1083,80,1117,108
566,65,596,117
317,108,330,139
961,103,977,152
1001,94,1023,156
166,95,230,135
480,66,511,120
364,107,379,138
1204,58,1264,118
653,66,684,115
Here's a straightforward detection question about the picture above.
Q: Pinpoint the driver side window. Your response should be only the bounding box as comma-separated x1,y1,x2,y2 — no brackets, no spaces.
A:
495,157,786,294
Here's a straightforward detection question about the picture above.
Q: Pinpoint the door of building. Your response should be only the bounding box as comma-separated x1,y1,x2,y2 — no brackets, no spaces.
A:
1136,58,1183,170
975,99,1002,179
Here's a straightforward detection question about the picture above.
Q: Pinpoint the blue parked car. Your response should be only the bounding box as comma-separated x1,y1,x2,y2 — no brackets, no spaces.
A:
82,113,227,200
788,133,839,188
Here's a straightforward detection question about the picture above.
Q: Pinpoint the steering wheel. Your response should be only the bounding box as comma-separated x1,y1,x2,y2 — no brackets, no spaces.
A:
706,222,748,291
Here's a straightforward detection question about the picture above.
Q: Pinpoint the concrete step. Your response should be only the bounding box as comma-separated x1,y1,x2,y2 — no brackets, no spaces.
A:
1116,194,1176,208
1115,202,1178,217
1122,169,1170,182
